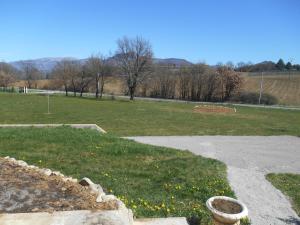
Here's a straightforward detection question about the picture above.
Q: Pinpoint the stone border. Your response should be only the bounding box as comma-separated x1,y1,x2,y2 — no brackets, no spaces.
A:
0,124,106,133
2,156,121,207
1,158,189,225
1,133,190,225
1,156,133,225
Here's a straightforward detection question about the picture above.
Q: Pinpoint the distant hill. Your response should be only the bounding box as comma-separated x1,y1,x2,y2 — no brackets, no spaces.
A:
9,57,193,74
152,58,193,67
10,57,77,74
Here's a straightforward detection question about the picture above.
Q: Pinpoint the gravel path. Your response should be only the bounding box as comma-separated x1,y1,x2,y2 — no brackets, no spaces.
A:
127,136,300,225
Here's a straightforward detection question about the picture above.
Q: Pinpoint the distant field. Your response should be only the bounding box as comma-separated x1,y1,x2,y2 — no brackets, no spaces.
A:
14,78,125,95
14,71,300,106
105,74,300,106
0,93,299,136
243,73,300,106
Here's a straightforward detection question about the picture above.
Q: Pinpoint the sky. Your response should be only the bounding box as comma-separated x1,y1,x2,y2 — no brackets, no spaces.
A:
0,0,299,65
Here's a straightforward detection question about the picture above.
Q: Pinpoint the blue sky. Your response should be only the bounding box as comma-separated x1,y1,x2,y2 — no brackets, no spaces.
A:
0,0,299,64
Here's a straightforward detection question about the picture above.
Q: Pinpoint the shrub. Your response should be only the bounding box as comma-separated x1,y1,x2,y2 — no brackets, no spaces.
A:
231,92,278,105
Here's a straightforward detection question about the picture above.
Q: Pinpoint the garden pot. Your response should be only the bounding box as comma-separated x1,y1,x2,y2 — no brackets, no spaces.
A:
206,196,248,225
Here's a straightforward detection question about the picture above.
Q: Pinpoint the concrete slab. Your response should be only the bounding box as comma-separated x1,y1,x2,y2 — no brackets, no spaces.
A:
134,217,188,225
0,124,106,133
0,210,133,225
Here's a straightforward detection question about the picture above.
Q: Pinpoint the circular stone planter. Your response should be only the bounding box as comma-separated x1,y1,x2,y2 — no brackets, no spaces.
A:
206,196,248,225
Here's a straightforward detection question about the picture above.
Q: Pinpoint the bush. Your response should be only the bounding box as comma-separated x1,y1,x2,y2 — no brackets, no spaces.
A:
231,92,278,105
0,86,17,93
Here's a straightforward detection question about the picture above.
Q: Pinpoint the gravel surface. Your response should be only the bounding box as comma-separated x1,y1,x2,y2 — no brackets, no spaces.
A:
127,136,300,225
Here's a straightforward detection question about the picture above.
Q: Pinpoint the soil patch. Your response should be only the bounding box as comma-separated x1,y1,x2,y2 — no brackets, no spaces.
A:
193,105,236,113
0,158,117,213
212,199,242,214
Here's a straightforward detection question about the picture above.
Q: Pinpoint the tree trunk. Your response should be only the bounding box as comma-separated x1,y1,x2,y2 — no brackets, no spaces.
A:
129,87,135,100
100,84,104,99
95,75,99,98
96,82,99,98
99,76,104,99
65,86,68,96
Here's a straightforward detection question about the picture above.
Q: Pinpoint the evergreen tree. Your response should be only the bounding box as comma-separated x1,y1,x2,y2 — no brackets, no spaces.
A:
276,59,285,71
286,62,292,70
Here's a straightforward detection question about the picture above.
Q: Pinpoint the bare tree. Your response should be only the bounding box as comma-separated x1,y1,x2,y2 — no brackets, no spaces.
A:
78,65,93,97
202,72,218,102
86,55,112,98
217,66,243,101
0,72,16,88
116,36,153,100
0,62,17,88
153,67,176,99
190,64,209,101
178,67,191,100
52,60,77,96
22,62,41,88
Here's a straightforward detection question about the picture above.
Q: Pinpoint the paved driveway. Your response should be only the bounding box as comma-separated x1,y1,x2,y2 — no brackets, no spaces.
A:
127,136,300,225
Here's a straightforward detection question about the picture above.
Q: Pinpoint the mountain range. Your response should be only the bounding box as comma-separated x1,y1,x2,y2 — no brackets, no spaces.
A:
9,57,193,73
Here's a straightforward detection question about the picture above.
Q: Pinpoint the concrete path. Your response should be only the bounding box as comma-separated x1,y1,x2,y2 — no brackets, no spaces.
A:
0,124,106,133
127,136,300,225
134,217,188,225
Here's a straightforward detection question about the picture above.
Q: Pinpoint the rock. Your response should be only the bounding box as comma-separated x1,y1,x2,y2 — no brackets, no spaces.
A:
63,177,78,183
17,160,28,167
96,193,105,203
79,177,104,195
102,195,117,202
51,171,64,177
79,177,93,186
116,200,127,210
42,169,52,176
28,165,38,169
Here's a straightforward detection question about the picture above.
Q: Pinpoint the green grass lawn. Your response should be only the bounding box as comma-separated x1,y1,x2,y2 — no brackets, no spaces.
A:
0,127,233,224
0,93,299,136
266,173,300,216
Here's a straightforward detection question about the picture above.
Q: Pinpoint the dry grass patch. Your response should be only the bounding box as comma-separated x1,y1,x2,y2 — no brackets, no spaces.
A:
193,105,236,114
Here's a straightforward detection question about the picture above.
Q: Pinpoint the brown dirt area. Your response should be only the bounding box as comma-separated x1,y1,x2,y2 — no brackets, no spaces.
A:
0,158,117,213
193,105,236,113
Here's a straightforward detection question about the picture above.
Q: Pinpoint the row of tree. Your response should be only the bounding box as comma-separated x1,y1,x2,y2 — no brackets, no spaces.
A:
0,62,17,88
0,61,43,89
51,56,113,98
49,36,153,100
138,64,242,102
0,36,250,101
235,59,300,72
